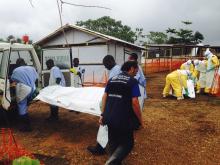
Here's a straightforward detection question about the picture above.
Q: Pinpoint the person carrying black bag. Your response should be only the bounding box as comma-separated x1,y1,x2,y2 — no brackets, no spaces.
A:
100,61,143,165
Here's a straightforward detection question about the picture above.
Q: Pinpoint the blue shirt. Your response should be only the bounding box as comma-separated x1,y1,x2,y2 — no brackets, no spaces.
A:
105,72,141,98
135,65,146,88
109,65,121,79
103,72,140,131
11,66,38,91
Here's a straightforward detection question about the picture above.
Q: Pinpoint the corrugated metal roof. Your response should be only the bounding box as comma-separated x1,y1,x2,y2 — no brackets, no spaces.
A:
146,44,220,48
34,24,145,50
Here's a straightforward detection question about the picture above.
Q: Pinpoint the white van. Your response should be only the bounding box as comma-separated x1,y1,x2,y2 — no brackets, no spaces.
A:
0,42,41,115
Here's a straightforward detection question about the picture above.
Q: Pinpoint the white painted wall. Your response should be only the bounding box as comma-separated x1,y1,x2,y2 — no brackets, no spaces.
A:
44,30,106,47
73,30,105,44
115,44,124,65
108,43,116,59
44,31,74,46
72,45,107,64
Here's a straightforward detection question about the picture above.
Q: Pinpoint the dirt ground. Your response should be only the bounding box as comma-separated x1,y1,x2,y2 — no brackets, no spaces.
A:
2,72,220,165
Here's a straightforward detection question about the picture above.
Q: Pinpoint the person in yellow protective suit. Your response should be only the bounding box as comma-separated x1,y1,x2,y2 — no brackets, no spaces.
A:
204,48,220,93
180,59,194,73
193,59,207,94
163,70,191,100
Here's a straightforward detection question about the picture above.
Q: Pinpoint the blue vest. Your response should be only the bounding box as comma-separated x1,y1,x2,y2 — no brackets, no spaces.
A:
103,72,139,132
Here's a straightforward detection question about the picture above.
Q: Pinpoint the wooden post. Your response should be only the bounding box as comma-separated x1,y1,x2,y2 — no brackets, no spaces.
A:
169,48,173,71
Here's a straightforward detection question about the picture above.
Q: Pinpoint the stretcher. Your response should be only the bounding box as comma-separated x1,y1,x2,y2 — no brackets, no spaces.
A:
35,86,104,116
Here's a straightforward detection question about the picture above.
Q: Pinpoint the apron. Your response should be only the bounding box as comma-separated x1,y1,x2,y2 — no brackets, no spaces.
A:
16,83,32,103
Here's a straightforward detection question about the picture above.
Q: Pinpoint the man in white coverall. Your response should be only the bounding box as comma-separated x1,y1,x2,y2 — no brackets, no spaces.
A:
45,59,66,121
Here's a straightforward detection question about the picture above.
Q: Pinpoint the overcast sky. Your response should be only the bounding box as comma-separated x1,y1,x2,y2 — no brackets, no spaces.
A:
0,0,220,45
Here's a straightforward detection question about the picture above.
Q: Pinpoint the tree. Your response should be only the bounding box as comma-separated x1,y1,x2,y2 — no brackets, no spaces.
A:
7,35,15,42
166,21,204,44
193,31,204,44
76,16,136,43
2,35,33,44
16,38,22,43
146,31,168,44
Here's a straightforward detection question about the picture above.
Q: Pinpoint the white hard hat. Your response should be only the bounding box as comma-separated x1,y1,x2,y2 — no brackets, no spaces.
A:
186,60,192,65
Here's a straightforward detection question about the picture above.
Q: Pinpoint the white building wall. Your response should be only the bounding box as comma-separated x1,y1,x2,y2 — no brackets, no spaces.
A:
72,45,107,64
115,44,125,65
108,43,142,65
107,43,116,58
107,43,124,65
72,45,108,83
44,30,105,47
73,30,105,44
44,31,74,46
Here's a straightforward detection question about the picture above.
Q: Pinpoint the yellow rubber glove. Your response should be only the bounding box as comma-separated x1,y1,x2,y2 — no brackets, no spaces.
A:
70,68,77,75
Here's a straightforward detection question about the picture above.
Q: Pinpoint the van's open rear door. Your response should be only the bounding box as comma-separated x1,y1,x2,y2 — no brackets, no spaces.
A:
41,48,72,87
0,49,11,110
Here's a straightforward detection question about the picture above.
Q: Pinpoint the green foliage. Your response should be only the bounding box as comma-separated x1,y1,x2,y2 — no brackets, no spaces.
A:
7,35,15,42
166,28,177,34
12,156,40,165
181,21,192,25
76,16,136,43
146,31,168,44
34,45,42,60
0,35,33,44
16,38,22,43
193,31,204,43
166,21,204,44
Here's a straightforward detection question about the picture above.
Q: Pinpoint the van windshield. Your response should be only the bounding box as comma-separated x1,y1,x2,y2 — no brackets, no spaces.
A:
10,50,33,66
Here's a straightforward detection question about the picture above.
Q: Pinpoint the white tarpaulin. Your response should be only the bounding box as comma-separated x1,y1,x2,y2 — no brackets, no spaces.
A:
36,85,145,147
186,79,195,98
35,86,104,116
36,85,145,115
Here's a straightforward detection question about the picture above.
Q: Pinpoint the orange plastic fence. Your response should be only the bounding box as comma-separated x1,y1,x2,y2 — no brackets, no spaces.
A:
211,69,220,96
142,57,187,74
83,70,107,87
0,128,44,165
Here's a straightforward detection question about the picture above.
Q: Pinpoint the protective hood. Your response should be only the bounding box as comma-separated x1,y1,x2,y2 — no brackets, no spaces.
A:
204,48,212,57
186,60,192,65
177,69,191,76
193,59,200,66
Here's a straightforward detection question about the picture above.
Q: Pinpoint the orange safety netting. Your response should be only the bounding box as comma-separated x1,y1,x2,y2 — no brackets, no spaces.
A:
83,70,107,87
0,128,44,165
142,58,187,75
211,69,220,97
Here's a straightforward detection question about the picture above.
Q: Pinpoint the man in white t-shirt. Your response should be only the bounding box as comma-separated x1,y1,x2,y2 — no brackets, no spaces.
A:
45,59,66,121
